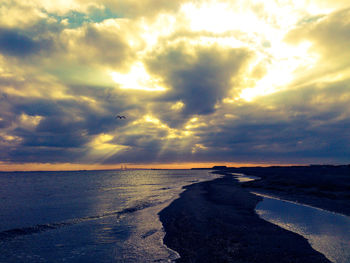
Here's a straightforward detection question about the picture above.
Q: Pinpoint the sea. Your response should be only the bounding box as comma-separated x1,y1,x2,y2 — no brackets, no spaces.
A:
0,169,220,263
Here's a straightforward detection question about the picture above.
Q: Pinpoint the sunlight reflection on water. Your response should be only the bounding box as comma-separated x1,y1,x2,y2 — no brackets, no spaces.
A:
232,173,261,182
255,194,350,263
0,169,221,263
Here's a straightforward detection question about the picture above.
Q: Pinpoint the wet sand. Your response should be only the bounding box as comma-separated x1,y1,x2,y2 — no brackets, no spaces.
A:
159,174,331,263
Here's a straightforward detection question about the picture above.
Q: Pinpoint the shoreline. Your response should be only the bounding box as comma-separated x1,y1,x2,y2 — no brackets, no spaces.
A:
231,166,350,217
158,173,331,263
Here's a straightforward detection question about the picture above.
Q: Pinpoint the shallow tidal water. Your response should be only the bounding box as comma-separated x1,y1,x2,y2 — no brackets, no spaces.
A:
0,169,220,263
255,194,350,263
234,173,350,263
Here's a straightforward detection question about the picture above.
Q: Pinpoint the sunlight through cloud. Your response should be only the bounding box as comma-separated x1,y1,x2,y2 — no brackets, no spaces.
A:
1,0,350,168
240,41,318,101
110,63,166,91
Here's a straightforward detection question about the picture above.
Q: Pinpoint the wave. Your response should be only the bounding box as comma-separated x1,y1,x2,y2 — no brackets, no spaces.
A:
0,201,158,241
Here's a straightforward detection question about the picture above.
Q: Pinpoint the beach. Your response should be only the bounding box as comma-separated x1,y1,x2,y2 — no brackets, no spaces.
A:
159,173,332,263
1,168,348,262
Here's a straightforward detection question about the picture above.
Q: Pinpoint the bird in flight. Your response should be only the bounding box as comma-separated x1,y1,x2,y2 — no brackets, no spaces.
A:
115,115,126,119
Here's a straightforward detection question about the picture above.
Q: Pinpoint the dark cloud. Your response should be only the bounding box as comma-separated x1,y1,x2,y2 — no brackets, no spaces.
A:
147,45,251,117
0,93,13,129
82,24,133,67
2,75,349,165
0,28,51,57
55,21,135,70
1,88,135,163
6,146,86,164
191,80,350,163
14,99,61,117
15,127,88,148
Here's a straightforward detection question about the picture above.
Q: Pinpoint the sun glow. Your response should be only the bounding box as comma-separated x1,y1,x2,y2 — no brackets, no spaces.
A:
182,2,240,33
181,1,288,36
89,134,129,152
171,101,185,111
240,40,318,101
131,115,193,139
110,63,166,92
179,1,324,102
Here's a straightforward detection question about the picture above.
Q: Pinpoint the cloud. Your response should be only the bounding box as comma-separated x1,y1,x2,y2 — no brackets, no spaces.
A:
0,28,52,57
190,77,350,163
285,7,350,67
147,44,252,117
1,0,350,168
58,19,135,68
0,82,139,163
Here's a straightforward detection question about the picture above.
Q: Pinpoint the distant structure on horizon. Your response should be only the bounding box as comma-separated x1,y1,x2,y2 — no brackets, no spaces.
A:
120,164,127,170
212,166,227,170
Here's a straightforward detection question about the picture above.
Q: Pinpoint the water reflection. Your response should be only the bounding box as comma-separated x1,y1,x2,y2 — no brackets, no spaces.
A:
255,194,350,263
0,169,219,263
232,173,261,182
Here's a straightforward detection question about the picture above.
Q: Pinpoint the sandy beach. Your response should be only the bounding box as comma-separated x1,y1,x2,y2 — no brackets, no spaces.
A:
159,174,331,263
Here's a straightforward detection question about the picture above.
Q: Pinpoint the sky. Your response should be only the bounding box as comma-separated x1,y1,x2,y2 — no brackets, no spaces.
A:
0,0,350,170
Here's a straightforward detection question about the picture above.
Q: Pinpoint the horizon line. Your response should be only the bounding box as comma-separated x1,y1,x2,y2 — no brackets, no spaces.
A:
0,161,346,173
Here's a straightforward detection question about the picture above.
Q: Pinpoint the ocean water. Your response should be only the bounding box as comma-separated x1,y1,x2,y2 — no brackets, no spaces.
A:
0,169,220,263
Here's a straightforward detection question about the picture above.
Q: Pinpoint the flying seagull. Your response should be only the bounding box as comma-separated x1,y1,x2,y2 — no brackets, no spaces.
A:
115,115,126,119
